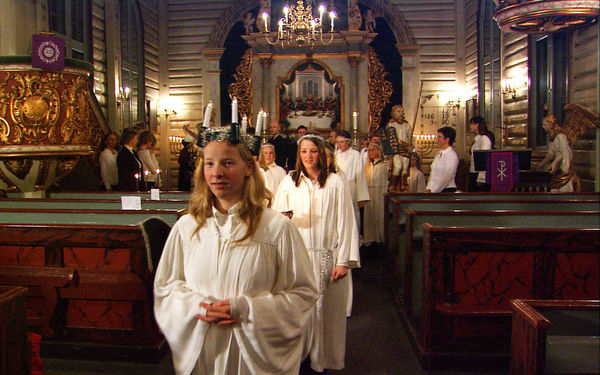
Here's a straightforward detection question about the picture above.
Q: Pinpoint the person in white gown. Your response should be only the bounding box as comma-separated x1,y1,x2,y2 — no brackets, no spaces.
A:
273,134,360,373
363,142,388,247
334,130,369,317
99,132,119,190
257,143,286,197
154,128,318,375
407,153,426,193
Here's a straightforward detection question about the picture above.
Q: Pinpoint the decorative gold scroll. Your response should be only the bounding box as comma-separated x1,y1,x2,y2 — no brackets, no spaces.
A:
227,49,253,124
368,47,393,137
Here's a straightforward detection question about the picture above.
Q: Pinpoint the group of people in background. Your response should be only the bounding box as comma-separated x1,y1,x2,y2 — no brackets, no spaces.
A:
99,128,161,191
152,114,496,374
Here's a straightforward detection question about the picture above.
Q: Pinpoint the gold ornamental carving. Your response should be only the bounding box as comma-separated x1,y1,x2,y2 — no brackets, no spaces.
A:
0,66,103,193
368,47,393,136
228,49,253,123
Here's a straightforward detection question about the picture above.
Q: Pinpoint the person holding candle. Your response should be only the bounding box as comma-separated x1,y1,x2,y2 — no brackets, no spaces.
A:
117,128,145,191
138,130,161,189
273,134,360,373
154,124,317,375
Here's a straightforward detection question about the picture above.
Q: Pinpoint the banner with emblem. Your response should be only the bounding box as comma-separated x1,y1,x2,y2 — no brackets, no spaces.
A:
485,152,520,192
31,34,65,70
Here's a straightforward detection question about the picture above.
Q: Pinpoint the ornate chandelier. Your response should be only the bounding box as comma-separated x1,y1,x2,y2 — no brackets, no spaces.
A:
494,0,599,34
261,0,336,46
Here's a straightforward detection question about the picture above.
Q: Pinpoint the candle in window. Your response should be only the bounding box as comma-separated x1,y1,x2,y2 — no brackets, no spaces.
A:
353,111,358,130
231,97,238,124
203,101,213,127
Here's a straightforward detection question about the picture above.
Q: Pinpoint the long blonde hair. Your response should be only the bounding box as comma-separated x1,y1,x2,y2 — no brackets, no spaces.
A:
257,143,275,171
189,141,270,242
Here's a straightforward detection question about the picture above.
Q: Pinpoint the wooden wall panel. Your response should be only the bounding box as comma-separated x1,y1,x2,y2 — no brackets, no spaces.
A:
464,0,478,97
502,31,528,148
91,0,107,118
571,24,599,190
141,0,160,102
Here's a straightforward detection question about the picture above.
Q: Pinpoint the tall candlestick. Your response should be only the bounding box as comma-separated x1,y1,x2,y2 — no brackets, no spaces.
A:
353,111,358,130
319,4,325,24
203,101,213,127
231,97,238,124
255,109,264,135
241,116,248,133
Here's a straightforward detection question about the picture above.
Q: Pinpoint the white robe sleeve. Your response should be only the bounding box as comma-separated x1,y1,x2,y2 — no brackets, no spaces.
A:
335,178,361,269
354,156,370,202
153,221,212,375
230,218,317,373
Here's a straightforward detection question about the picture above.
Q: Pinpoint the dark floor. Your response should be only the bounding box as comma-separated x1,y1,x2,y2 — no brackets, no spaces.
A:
42,253,507,375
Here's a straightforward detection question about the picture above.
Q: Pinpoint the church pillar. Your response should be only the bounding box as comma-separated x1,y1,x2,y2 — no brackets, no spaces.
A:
105,0,121,133
258,53,273,131
348,52,361,147
202,48,225,125
397,45,421,133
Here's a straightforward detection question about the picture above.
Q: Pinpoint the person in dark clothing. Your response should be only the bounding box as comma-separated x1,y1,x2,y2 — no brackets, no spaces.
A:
287,125,307,171
177,140,196,191
117,128,145,191
267,121,293,170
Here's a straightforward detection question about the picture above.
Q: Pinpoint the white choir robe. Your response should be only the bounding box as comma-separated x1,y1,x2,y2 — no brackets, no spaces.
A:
470,134,492,183
334,147,369,317
364,160,388,245
262,163,286,198
154,208,318,375
408,167,426,193
273,172,360,372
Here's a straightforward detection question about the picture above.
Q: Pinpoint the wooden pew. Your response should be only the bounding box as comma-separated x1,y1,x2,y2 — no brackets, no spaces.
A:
0,209,176,358
48,191,190,200
0,207,184,225
383,192,600,252
0,197,189,211
398,210,600,319
0,286,29,375
417,225,599,370
385,197,600,261
510,299,599,375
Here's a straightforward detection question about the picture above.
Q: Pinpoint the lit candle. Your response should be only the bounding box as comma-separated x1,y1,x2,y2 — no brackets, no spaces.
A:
231,97,238,124
353,111,358,130
262,111,268,129
256,109,264,135
262,12,268,32
283,6,289,23
330,11,335,31
134,173,139,191
203,101,213,127
285,190,290,212
319,4,325,24
241,115,248,133
278,19,284,35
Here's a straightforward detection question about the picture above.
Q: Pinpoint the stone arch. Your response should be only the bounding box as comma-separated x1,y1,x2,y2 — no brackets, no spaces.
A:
209,0,416,49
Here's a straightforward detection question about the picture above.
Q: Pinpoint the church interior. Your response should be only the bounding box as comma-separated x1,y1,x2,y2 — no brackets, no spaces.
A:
0,0,599,374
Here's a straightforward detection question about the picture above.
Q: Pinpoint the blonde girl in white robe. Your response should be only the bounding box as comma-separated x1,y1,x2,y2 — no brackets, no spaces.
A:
273,134,360,373
154,135,317,375
364,142,388,246
257,143,286,197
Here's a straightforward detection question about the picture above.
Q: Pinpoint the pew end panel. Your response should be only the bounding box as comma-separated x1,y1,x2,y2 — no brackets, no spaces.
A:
0,286,30,375
510,299,600,375
419,226,600,370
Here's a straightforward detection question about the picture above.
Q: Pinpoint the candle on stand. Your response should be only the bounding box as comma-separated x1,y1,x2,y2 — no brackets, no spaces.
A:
353,111,358,130
262,12,268,32
255,109,264,135
203,101,213,127
231,97,238,124
134,173,139,191
283,6,289,23
330,11,335,31
241,116,248,133
319,4,325,24
262,112,268,133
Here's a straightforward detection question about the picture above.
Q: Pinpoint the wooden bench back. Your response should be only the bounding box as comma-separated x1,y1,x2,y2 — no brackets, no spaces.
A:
0,197,189,211
0,207,184,225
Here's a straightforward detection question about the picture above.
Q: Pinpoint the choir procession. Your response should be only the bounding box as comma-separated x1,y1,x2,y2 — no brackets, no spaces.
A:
0,1,599,374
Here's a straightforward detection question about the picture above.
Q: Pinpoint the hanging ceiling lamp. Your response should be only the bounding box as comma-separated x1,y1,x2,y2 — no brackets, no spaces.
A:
494,0,599,34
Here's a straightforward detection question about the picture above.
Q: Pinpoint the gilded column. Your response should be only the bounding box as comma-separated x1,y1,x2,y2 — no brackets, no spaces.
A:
258,53,273,127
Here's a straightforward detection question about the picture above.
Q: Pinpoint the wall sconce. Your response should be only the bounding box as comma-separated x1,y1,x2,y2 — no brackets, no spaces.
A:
116,86,130,105
159,98,177,117
502,77,528,99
